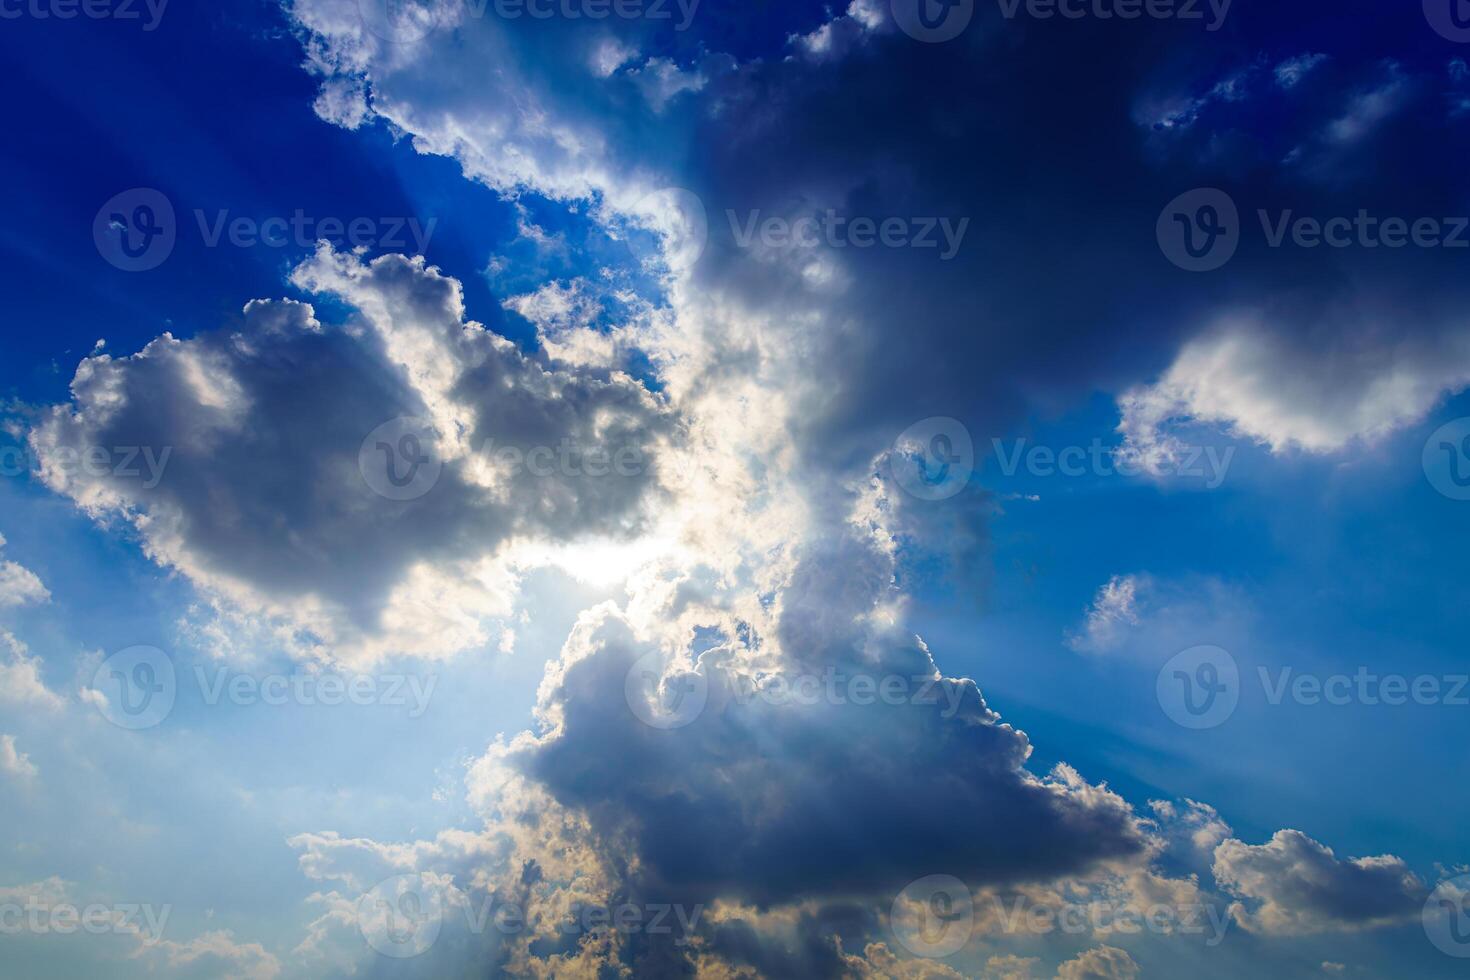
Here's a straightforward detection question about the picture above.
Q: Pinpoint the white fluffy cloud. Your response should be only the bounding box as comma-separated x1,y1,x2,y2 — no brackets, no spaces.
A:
1212,829,1426,935
1118,319,1470,463
0,532,49,608
0,733,37,780
30,248,670,666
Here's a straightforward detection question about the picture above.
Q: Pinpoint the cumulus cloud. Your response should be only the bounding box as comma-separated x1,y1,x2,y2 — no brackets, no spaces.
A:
1067,575,1145,654
1212,829,1426,935
30,248,670,666
1055,944,1140,980
0,630,63,710
0,533,49,608
1118,319,1470,462
0,733,37,780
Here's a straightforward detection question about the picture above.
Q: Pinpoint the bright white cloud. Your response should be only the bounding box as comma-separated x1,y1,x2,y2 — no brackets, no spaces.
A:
1118,319,1470,461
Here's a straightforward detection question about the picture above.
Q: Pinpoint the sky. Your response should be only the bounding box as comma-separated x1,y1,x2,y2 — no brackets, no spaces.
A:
1,0,1469,977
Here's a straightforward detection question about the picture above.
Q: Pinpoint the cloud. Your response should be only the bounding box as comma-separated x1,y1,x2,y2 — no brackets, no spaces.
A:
0,533,49,608
1212,829,1426,935
1118,319,1470,461
30,248,670,666
1067,575,1145,654
0,733,37,780
1055,945,1140,980
0,630,63,711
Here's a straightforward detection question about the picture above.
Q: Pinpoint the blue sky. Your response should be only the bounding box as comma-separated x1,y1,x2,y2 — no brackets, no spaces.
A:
2,0,1470,977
